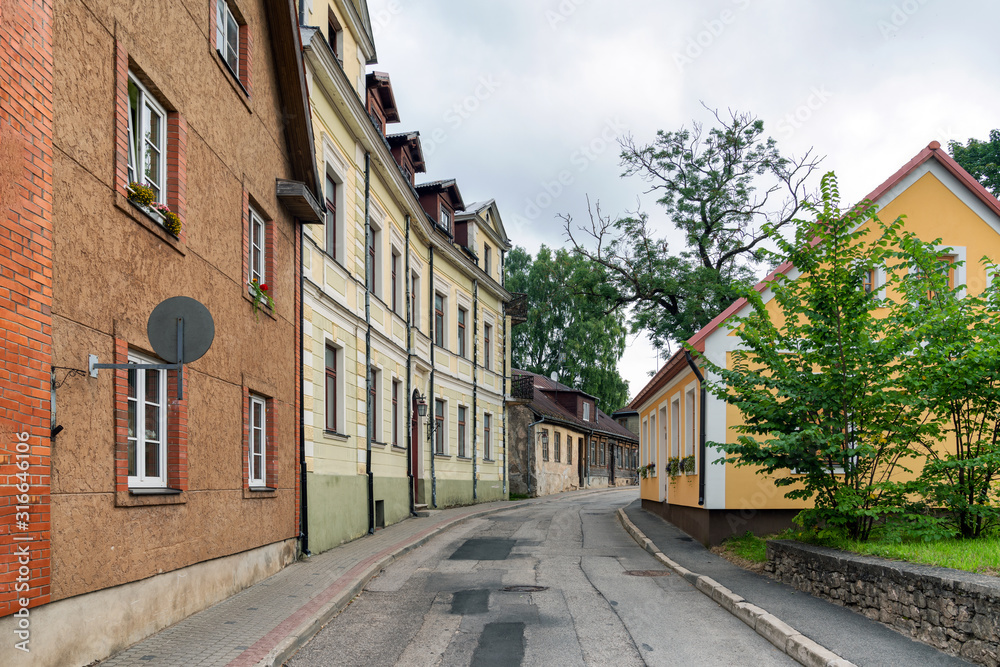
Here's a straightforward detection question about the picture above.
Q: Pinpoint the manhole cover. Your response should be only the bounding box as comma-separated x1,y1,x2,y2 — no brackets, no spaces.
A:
500,585,548,592
624,570,672,577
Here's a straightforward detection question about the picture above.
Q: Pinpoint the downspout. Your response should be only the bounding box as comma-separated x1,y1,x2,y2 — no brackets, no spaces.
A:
405,214,414,516
298,220,309,555
685,351,707,506
472,279,478,501
364,153,374,534
298,0,305,26
501,250,507,495
429,246,436,508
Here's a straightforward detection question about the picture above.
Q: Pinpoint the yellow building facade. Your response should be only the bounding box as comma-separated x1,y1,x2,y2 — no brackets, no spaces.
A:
632,142,1000,545
299,0,513,553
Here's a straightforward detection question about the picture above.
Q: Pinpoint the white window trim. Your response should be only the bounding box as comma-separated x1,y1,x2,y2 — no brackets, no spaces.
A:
368,365,382,443
670,397,680,459
322,137,348,263
391,377,402,446
482,411,492,459
457,404,468,457
249,395,267,486
434,397,448,455
685,383,697,470
216,0,240,76
434,289,449,349
482,319,494,370
457,305,469,358
127,351,168,489
127,73,167,203
583,401,591,422
249,206,266,285
390,245,403,317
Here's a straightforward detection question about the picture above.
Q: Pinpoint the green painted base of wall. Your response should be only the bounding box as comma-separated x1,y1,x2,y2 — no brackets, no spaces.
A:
430,478,507,508
306,473,412,554
307,473,507,553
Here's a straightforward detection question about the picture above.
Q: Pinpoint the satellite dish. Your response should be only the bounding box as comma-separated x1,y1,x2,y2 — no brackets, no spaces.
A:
147,296,215,364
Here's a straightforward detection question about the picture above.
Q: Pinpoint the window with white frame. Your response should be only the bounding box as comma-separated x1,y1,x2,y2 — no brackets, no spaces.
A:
642,419,648,465
127,351,168,488
127,74,167,203
685,388,696,464
583,401,591,422
249,206,266,285
670,398,680,458
440,205,451,232
249,395,267,486
216,0,240,75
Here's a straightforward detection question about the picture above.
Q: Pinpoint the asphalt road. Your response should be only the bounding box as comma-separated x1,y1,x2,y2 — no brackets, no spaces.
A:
287,489,796,666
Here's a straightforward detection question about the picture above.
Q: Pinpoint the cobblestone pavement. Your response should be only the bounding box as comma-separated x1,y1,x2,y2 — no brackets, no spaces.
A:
99,489,617,667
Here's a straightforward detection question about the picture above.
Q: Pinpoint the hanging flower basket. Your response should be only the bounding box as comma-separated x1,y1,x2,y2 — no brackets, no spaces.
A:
682,455,696,475
666,457,681,478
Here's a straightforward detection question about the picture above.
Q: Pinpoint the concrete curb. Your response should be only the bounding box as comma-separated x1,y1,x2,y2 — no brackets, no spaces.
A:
616,508,856,667
259,488,624,666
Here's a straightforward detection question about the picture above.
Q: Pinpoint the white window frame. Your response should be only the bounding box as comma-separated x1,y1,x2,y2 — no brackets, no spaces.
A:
440,205,451,232
641,418,649,466
126,73,167,203
127,351,168,489
583,401,591,422
249,206,266,285
249,395,267,486
685,386,696,469
670,397,680,458
216,0,240,76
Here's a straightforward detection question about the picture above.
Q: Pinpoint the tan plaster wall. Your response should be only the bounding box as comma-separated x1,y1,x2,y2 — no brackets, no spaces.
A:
50,0,301,602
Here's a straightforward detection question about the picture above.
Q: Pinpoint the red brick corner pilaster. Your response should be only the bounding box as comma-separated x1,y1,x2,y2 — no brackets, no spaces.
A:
0,0,54,618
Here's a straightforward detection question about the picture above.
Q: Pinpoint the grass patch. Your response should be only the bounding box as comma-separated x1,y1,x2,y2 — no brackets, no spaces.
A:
509,492,530,501
837,536,1000,576
720,532,768,563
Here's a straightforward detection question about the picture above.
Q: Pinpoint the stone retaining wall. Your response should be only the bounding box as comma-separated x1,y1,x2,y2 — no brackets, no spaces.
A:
766,540,1000,666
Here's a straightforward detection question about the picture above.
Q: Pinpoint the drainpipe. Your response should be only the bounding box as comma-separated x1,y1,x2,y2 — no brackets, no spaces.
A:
501,250,507,495
472,279,478,501
298,0,305,25
364,153,374,534
405,214,414,516
429,246,436,508
685,351,707,506
298,221,310,556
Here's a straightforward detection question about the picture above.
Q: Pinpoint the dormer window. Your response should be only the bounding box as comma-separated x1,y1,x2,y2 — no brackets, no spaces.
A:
583,402,591,422
327,9,343,60
440,205,451,232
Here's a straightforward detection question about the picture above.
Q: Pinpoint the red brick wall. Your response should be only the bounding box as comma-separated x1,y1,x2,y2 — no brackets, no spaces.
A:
0,0,54,617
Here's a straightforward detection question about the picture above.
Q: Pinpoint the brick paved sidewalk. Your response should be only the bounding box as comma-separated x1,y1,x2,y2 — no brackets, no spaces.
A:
98,489,617,667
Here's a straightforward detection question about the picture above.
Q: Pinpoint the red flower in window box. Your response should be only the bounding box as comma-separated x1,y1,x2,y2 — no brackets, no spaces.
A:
249,278,275,320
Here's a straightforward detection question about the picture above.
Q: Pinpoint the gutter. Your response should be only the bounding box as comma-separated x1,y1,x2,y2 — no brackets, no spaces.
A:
298,218,310,556
429,246,436,508
472,279,478,500
405,214,414,516
685,351,707,506
364,152,374,534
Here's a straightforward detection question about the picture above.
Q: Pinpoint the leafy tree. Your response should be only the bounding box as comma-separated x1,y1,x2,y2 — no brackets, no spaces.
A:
505,245,630,412
565,107,821,349
950,130,1000,197
895,244,1000,538
698,173,942,541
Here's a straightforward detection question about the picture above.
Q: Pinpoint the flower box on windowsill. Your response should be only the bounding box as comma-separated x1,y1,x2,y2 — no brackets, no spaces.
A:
126,183,181,238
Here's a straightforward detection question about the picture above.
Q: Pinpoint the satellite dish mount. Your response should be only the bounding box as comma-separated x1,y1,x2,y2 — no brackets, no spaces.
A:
89,297,215,400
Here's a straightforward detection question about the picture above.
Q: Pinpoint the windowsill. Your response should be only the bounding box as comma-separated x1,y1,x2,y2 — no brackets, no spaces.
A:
214,49,252,110
456,455,472,461
243,484,277,499
433,453,451,460
115,192,186,256
249,486,276,492
323,429,350,441
244,289,277,320
129,487,182,495
369,440,387,449
391,444,407,452
116,487,186,507
483,458,495,463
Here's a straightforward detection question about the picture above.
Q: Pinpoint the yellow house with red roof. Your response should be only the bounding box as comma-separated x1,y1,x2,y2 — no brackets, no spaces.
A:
629,141,1000,545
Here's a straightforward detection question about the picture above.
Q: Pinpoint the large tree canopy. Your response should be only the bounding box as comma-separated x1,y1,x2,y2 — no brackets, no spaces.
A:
505,245,630,412
950,129,1000,197
565,107,821,349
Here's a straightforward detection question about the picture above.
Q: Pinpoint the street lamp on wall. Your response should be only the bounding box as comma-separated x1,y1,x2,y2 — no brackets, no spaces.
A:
413,389,428,417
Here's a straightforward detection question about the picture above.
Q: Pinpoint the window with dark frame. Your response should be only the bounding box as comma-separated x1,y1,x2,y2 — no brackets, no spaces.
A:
325,344,337,432
542,428,549,461
484,323,491,369
484,413,491,459
458,406,467,457
434,293,444,347
327,9,341,58
391,252,398,314
555,432,561,463
368,368,378,442
458,307,467,358
367,226,376,289
484,244,491,277
434,399,445,454
410,272,418,328
325,174,337,258
392,379,400,446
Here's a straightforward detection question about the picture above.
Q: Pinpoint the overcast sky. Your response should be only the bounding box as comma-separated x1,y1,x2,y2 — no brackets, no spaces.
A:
365,0,1000,403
